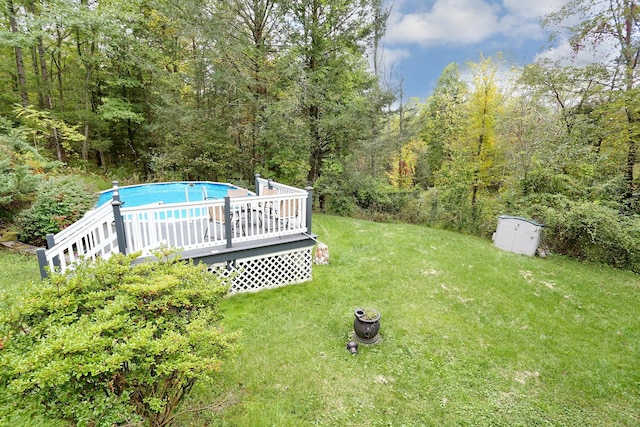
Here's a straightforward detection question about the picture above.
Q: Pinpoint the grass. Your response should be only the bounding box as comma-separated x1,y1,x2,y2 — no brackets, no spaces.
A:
0,248,40,304
1,215,639,426
180,215,640,426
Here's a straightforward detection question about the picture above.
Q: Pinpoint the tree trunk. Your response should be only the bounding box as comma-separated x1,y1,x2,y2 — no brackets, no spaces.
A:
621,3,638,209
8,0,29,107
27,1,63,161
30,45,43,108
37,37,51,109
624,108,638,210
305,0,325,183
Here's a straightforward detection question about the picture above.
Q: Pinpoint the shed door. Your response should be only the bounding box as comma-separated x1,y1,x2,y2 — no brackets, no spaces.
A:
494,218,519,252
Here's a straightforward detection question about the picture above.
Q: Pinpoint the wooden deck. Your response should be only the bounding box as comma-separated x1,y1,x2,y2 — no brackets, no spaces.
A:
37,176,316,280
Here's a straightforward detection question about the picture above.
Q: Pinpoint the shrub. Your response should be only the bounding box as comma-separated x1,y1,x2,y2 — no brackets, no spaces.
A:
517,195,640,272
0,119,61,220
0,250,238,426
398,190,431,224
316,169,416,220
16,175,97,246
421,185,475,232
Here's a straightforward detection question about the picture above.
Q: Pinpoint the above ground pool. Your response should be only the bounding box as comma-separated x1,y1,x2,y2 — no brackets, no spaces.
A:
96,182,241,208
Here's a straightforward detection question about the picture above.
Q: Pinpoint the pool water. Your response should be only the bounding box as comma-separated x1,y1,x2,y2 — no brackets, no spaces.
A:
97,182,239,208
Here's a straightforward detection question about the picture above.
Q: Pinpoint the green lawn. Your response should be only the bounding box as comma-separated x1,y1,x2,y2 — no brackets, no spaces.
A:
1,214,639,426
184,215,640,426
0,249,40,304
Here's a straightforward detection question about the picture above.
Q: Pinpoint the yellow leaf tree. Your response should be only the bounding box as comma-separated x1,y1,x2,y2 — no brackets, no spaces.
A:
435,56,504,229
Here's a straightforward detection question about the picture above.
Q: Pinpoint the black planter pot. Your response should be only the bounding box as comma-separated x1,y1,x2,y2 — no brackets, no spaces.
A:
353,308,381,344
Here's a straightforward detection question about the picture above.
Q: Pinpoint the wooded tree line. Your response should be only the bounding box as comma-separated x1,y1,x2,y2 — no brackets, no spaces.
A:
1,0,639,270
381,0,640,270
1,0,389,185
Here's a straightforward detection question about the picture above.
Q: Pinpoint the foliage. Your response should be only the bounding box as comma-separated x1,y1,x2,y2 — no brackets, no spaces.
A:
313,158,356,215
0,250,238,427
314,158,415,220
387,139,423,189
544,0,640,209
15,105,86,157
517,195,640,272
419,56,505,234
0,119,61,220
284,0,390,182
355,307,380,321
16,175,97,246
416,63,467,188
423,180,473,232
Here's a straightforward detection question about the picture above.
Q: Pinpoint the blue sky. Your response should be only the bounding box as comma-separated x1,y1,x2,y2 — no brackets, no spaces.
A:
378,0,571,100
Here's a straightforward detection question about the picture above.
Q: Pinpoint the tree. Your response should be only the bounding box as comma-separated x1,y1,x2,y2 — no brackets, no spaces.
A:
430,57,504,233
223,0,286,178
545,0,640,210
498,78,562,199
0,117,56,218
417,62,467,187
0,250,238,426
6,0,29,107
466,57,503,213
284,0,389,184
0,0,391,185
520,60,635,206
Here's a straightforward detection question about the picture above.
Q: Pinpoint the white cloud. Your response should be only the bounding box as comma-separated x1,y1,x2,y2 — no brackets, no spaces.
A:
378,0,574,97
385,0,569,47
385,0,499,46
369,47,411,77
382,47,412,64
502,0,567,19
535,37,619,66
496,15,542,40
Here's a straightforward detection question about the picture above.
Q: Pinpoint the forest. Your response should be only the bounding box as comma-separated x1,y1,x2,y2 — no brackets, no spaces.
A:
1,0,639,271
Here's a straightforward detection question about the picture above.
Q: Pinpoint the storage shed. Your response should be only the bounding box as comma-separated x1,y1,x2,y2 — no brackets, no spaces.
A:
492,216,543,256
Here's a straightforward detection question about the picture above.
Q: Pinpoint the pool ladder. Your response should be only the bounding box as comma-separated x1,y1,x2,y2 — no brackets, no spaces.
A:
183,183,208,203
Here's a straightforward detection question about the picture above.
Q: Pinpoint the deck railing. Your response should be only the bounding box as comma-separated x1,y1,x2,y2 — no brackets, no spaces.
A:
37,176,312,278
36,202,121,276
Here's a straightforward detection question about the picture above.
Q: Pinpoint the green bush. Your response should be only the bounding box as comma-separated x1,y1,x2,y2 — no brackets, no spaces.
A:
0,119,61,220
398,191,431,224
421,185,475,232
0,250,238,426
518,195,640,272
16,175,97,246
316,169,416,220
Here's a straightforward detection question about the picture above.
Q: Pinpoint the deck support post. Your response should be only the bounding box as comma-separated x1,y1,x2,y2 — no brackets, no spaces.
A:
36,248,48,279
224,196,233,248
110,181,127,255
305,187,313,235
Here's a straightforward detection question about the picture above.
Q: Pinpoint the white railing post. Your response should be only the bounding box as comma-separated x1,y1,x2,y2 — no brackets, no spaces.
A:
46,233,61,270
255,173,261,195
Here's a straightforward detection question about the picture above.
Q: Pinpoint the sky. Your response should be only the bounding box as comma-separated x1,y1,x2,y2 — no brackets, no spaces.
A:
378,0,576,100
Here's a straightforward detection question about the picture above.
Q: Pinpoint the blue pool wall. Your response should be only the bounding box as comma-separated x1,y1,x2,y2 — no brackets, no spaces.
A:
97,182,241,208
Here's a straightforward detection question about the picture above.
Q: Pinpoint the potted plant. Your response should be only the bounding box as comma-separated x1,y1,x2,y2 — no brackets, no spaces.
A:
353,307,381,344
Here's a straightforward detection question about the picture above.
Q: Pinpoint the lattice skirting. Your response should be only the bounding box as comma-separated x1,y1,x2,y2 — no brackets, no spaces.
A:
207,247,312,294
